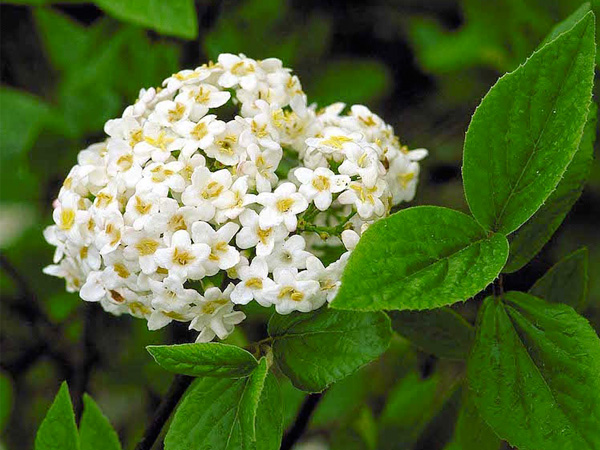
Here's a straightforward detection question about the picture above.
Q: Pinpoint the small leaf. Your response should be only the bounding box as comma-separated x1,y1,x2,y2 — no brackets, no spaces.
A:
165,358,281,450
268,308,391,392
80,394,121,450
504,104,597,272
529,248,589,312
35,382,79,450
390,307,474,360
462,12,596,234
0,87,50,159
330,206,508,311
94,0,198,39
444,388,500,450
468,292,600,450
147,343,258,378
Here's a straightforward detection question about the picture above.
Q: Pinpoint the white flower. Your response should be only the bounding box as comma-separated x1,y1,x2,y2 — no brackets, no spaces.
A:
181,167,233,220
263,268,320,314
122,228,163,274
189,285,246,342
213,176,253,223
217,53,259,91
146,276,202,330
174,115,226,157
175,84,231,120
235,209,288,257
95,211,125,254
256,182,308,232
338,144,384,188
135,121,179,163
299,255,347,303
191,222,240,276
230,257,275,307
124,191,161,231
338,180,387,219
266,235,311,271
238,143,282,192
137,161,185,197
386,154,421,204
204,120,246,165
145,197,208,238
154,230,210,280
294,167,350,211
149,100,192,129
341,229,360,251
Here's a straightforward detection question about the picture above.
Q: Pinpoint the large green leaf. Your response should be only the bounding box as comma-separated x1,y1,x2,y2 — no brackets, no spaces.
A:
268,308,391,392
79,395,121,450
330,206,508,311
444,389,500,450
462,12,596,234
94,0,198,39
529,248,589,312
165,358,282,450
147,343,258,378
539,3,593,48
390,307,474,360
35,382,79,450
504,104,597,272
468,292,600,450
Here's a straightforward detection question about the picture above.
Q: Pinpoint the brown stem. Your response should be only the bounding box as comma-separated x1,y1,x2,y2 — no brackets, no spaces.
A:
134,374,194,450
280,392,323,450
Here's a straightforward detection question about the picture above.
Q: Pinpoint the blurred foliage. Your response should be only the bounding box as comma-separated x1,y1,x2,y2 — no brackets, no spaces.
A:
1,0,598,449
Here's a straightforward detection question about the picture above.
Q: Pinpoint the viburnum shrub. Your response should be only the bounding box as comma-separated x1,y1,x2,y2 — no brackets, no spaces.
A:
36,5,600,450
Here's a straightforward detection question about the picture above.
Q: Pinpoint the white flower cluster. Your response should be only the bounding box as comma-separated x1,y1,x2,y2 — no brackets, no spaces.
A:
43,54,426,342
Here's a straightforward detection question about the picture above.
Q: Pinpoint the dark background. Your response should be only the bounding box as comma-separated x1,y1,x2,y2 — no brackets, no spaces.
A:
1,0,598,448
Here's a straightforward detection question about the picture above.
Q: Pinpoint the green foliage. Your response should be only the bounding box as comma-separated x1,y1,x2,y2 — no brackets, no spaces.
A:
0,372,13,432
462,12,595,235
444,389,500,450
79,395,121,450
468,292,600,450
529,248,589,311
94,0,198,39
165,358,282,450
504,104,597,272
331,206,508,311
0,87,50,160
147,343,259,378
268,308,391,392
390,308,474,360
539,2,593,47
35,382,79,450
306,60,391,106
379,369,460,449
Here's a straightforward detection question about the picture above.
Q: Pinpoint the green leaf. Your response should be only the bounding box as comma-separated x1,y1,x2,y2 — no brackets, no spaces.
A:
379,369,460,448
34,7,90,73
0,87,50,160
0,371,13,432
165,358,282,450
94,0,198,39
35,382,79,450
444,389,500,450
330,406,378,450
529,248,589,311
307,59,391,106
504,104,597,272
79,395,121,450
390,307,474,360
468,292,600,450
331,206,508,311
462,12,596,234
540,3,592,47
268,308,391,392
147,343,258,378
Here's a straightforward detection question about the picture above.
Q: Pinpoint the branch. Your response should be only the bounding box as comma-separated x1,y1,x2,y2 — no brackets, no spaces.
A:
280,392,323,450
134,374,194,450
